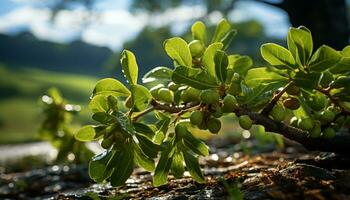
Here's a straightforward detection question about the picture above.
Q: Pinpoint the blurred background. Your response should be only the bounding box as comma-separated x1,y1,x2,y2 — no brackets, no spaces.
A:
0,0,349,145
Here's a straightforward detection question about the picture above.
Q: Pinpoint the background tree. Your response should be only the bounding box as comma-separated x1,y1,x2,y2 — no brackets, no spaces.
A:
262,0,349,50
131,0,349,49
48,0,349,49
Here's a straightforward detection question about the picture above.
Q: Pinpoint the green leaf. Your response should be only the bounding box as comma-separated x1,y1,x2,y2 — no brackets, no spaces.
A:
214,50,228,82
154,118,171,144
136,133,160,158
334,91,350,102
115,111,135,136
191,21,207,44
136,134,160,158
261,43,296,69
240,82,282,107
89,95,109,114
133,122,155,139
330,57,350,74
170,148,185,178
287,26,313,65
342,45,350,56
164,37,192,67
89,150,114,182
142,66,173,84
182,150,205,183
131,84,152,112
92,112,116,124
245,67,288,87
172,66,219,90
211,19,231,43
182,131,209,157
293,96,312,118
229,55,253,77
120,50,139,85
93,78,130,97
309,45,341,72
153,144,175,187
75,125,105,142
107,95,118,112
294,71,321,90
329,46,350,74
133,141,155,172
332,77,350,90
110,146,134,186
202,42,224,77
221,29,237,50
104,149,122,171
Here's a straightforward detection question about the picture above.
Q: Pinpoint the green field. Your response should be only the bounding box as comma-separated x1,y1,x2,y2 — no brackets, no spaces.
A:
0,65,99,144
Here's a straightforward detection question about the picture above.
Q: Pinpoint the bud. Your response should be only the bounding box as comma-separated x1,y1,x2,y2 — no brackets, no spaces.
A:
189,40,205,58
190,110,203,126
200,89,220,104
158,88,174,103
239,115,252,130
207,118,221,134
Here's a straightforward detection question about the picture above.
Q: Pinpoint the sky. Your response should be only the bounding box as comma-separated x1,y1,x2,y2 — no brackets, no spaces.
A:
0,0,290,50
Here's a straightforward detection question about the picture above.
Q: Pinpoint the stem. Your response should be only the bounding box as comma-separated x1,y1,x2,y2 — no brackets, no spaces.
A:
131,107,155,122
150,100,200,113
260,81,293,116
176,104,202,117
132,100,200,122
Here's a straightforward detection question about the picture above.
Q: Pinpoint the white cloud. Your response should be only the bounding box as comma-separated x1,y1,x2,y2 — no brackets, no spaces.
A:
0,4,208,50
229,1,290,38
151,5,206,27
0,2,288,50
0,7,49,31
82,25,140,49
0,6,146,49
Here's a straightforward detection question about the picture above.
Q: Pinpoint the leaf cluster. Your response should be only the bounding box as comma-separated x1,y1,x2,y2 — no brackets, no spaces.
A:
75,19,350,187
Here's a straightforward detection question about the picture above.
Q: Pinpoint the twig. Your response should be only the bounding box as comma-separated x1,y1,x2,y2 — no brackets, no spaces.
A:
150,100,200,114
316,87,350,115
132,100,201,121
260,81,293,116
131,107,155,122
176,104,202,117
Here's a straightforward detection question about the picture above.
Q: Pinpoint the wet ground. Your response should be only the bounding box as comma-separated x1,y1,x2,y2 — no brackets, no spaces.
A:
1,138,350,200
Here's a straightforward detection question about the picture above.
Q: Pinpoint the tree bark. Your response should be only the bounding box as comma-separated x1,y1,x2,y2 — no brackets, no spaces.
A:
234,107,350,156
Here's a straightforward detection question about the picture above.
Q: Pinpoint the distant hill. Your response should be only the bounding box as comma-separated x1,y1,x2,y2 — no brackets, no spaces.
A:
0,32,113,76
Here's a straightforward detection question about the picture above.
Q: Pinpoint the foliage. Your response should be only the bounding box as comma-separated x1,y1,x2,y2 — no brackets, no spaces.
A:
40,88,94,163
75,19,350,187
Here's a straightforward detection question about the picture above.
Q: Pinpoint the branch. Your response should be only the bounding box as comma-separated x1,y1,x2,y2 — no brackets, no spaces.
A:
234,107,350,155
132,107,155,122
137,99,350,156
131,100,200,122
260,81,293,116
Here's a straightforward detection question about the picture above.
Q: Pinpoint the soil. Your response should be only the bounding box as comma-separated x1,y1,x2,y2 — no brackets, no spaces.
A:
1,138,350,200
